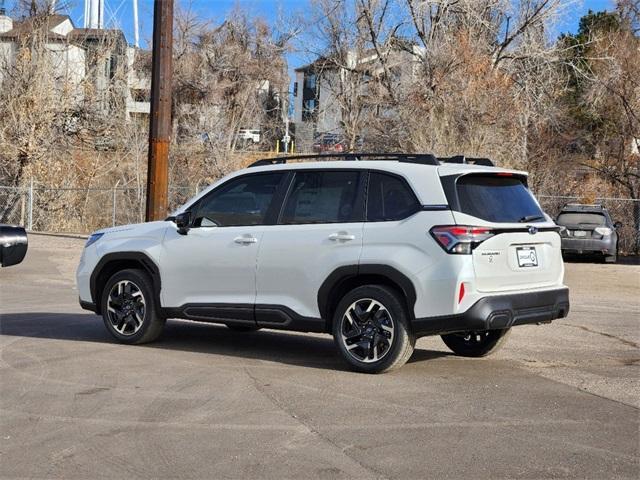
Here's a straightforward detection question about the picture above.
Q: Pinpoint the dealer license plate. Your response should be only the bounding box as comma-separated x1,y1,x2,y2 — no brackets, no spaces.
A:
516,246,538,268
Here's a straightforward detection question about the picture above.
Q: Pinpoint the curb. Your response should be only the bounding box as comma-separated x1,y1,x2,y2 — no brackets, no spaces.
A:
27,231,89,240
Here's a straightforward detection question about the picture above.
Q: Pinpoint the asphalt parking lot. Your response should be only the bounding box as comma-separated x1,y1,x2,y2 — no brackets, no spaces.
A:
1,234,639,479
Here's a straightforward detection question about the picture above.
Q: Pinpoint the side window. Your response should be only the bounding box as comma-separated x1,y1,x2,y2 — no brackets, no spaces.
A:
367,172,419,221
193,173,285,227
281,171,361,224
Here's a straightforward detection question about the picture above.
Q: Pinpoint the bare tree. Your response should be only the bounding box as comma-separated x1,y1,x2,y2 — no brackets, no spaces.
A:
171,5,292,183
572,9,639,245
0,6,137,228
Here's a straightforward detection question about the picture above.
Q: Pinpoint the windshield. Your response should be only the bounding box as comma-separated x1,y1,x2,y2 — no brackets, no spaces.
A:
455,175,545,223
556,212,606,226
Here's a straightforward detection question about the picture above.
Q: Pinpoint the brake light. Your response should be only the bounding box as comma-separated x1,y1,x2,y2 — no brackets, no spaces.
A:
430,225,494,254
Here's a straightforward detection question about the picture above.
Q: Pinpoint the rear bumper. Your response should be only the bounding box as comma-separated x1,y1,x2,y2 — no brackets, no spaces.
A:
412,287,569,337
561,237,615,254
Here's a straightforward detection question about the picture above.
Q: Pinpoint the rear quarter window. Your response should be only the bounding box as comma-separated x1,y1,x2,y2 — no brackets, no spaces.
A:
367,172,420,221
455,174,544,223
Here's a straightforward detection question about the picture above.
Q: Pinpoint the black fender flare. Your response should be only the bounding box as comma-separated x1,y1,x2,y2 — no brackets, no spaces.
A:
90,251,162,313
317,264,417,327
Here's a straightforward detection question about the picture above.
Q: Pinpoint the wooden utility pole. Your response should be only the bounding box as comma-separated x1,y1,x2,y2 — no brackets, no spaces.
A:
145,0,173,221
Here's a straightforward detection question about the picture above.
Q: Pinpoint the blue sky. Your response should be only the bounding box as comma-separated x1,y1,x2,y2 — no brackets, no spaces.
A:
3,0,616,68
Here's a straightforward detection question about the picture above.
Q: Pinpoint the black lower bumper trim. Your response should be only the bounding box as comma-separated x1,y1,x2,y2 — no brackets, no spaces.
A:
413,287,570,337
79,299,98,314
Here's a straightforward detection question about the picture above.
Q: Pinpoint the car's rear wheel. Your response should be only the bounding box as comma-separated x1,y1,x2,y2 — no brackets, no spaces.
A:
332,285,415,374
100,269,165,344
441,328,511,357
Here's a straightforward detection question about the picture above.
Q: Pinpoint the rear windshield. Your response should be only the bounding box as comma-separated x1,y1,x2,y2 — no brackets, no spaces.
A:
456,175,544,223
556,212,606,226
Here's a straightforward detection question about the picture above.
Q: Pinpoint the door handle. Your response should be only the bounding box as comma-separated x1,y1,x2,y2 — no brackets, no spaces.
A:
329,232,355,242
234,235,258,244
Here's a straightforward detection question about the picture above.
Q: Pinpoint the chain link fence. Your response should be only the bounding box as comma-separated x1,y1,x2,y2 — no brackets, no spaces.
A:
1,185,638,254
0,183,198,234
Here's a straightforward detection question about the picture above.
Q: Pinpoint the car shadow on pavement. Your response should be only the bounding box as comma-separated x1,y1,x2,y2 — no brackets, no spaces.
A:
0,312,450,371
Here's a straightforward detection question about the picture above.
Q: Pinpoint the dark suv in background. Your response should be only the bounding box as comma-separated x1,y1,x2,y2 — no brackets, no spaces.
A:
557,204,620,263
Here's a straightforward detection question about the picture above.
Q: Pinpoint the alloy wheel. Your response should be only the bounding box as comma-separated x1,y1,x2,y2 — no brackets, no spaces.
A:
340,298,394,363
106,280,146,336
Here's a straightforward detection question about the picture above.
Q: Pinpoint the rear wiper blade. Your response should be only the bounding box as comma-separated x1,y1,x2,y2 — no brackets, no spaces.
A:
519,215,545,223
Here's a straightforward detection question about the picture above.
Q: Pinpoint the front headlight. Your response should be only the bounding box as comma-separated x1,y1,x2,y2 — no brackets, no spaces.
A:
85,232,104,248
594,227,612,236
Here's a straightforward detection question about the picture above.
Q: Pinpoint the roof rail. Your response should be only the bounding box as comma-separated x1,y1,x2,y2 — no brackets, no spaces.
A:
248,152,495,168
248,152,439,168
438,155,465,164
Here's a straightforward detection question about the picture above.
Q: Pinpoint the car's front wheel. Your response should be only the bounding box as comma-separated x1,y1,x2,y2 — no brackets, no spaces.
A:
440,328,511,357
333,285,415,373
100,269,165,344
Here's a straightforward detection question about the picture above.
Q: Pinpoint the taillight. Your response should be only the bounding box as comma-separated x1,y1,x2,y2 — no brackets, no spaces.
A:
594,227,612,236
430,225,494,254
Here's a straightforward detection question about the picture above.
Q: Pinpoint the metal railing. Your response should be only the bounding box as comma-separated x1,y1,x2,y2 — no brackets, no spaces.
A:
1,185,638,253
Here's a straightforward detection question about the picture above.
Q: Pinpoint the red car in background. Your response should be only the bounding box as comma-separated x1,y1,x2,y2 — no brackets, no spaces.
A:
312,134,345,153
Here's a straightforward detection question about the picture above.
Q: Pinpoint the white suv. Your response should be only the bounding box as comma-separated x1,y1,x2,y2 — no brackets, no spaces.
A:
76,153,570,373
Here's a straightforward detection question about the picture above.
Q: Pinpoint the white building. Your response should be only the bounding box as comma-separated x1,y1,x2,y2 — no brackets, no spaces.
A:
0,11,149,119
125,46,151,117
0,14,85,95
293,45,425,151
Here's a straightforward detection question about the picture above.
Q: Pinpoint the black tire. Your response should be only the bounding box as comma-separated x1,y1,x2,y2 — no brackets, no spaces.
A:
332,285,415,374
441,329,511,357
100,268,165,344
226,324,261,332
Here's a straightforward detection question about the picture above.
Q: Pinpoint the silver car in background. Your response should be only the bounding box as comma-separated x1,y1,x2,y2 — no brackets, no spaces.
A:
557,204,620,263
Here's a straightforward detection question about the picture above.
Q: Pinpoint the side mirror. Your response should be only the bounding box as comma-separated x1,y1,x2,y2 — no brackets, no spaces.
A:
614,221,622,230
0,225,28,267
173,212,192,235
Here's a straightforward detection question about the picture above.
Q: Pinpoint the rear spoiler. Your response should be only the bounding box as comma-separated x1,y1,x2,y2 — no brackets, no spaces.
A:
561,203,606,212
438,155,494,166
